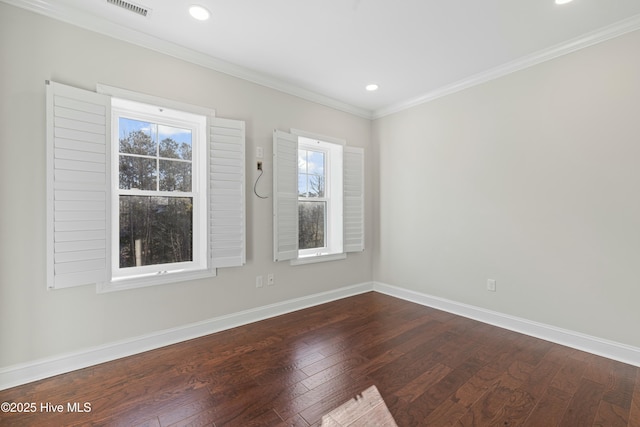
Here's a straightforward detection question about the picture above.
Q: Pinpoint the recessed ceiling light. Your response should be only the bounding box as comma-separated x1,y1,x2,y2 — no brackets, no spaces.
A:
189,5,211,21
365,84,379,92
555,0,574,4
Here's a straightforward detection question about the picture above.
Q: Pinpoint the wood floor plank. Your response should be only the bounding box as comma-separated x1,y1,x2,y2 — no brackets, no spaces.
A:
358,317,442,360
593,401,629,427
296,376,376,425
273,413,310,427
134,417,162,427
301,352,367,390
393,362,452,403
603,361,637,411
421,364,502,426
559,378,605,426
165,407,216,427
549,355,588,396
522,386,572,427
455,359,534,426
0,292,638,427
629,369,640,427
401,355,487,422
521,358,562,401
156,388,218,426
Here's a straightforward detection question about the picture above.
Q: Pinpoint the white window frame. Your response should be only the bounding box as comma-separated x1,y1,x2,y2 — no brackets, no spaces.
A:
274,128,363,266
110,98,208,283
297,137,343,259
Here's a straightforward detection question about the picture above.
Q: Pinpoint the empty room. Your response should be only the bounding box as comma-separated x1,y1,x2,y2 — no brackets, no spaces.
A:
1,0,639,425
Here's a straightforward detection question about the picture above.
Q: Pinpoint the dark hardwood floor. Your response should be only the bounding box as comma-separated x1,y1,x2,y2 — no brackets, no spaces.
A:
1,292,639,426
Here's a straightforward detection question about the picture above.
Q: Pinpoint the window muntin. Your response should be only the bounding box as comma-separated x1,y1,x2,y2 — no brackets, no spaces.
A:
112,99,206,280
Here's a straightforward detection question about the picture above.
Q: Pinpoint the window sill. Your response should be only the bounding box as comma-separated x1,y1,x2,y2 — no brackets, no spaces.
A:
290,253,347,266
97,268,216,293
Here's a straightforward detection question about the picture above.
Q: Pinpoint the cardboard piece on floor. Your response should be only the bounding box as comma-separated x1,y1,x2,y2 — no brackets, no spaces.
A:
320,385,398,427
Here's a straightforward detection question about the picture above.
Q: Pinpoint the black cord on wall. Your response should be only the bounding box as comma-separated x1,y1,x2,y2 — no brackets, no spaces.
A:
254,163,268,199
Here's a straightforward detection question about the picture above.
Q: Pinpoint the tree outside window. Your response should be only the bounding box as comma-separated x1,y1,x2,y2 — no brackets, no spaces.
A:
298,148,326,250
117,118,194,268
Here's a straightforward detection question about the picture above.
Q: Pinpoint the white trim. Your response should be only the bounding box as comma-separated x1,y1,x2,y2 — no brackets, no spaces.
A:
373,282,640,368
3,281,640,390
291,128,346,146
97,268,216,293
97,84,215,117
0,282,374,391
290,253,347,265
372,13,640,119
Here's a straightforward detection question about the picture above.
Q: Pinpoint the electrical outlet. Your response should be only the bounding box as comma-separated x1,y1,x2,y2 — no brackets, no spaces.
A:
267,274,274,286
256,146,263,158
257,161,263,171
256,275,263,288
487,279,496,292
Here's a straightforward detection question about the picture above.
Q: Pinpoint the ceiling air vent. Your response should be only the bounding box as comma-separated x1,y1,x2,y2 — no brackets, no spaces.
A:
106,0,151,17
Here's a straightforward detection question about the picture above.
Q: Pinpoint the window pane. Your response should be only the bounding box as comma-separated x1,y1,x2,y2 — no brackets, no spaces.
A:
159,159,192,192
298,173,308,197
119,196,193,268
119,118,156,156
119,155,157,190
298,149,309,173
307,150,324,175
298,149,325,198
298,201,325,250
308,174,324,197
159,125,192,160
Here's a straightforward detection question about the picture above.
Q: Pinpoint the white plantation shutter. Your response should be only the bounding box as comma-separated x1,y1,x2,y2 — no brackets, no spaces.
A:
273,130,299,261
46,81,110,289
210,117,246,268
343,147,365,252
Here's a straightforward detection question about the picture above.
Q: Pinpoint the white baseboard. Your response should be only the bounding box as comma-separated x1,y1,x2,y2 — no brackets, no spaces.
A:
3,281,639,391
373,282,640,367
0,282,374,391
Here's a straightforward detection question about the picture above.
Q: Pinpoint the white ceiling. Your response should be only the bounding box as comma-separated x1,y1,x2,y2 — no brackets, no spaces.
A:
7,0,640,118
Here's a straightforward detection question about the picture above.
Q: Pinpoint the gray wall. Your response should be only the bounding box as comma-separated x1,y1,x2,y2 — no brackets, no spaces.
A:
0,3,373,368
373,29,640,348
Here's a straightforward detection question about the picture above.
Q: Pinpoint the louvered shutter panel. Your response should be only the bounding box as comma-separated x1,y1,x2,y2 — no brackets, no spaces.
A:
46,81,110,289
273,130,299,261
210,117,246,268
343,146,365,252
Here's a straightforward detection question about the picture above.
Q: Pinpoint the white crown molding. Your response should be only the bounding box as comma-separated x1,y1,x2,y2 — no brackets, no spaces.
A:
1,0,373,119
4,0,640,121
0,282,374,391
373,282,640,368
372,13,640,119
